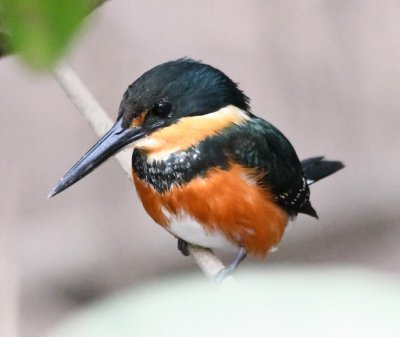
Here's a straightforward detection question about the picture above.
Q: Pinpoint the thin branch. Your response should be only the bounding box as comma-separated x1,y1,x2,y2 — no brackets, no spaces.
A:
53,62,230,280
0,171,18,337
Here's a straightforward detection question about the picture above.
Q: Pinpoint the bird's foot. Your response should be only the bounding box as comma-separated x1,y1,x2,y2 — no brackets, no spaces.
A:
177,238,190,256
212,247,247,283
213,267,235,283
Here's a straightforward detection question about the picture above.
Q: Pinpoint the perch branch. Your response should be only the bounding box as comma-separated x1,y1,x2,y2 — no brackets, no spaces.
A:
53,62,230,281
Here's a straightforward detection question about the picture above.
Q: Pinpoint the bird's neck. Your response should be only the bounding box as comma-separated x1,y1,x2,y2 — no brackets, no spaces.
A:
131,139,229,193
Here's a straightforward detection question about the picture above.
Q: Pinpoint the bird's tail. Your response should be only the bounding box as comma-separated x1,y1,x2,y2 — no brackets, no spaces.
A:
301,156,344,186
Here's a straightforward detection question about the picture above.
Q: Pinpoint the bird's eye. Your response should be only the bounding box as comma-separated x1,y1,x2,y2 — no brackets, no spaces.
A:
152,100,172,117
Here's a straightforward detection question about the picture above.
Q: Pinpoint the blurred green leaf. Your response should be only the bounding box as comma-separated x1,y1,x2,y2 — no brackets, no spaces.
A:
0,0,95,69
0,31,11,57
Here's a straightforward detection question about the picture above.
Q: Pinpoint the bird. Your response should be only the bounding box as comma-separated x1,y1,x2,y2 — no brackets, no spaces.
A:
49,58,344,278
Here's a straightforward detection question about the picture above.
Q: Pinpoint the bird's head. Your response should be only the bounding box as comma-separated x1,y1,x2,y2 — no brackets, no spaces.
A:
49,58,250,197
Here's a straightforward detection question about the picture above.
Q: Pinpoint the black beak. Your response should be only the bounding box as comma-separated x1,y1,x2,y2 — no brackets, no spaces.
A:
48,118,145,198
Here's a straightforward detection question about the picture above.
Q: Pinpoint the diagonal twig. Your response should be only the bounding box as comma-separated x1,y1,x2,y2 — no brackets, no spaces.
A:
52,62,230,280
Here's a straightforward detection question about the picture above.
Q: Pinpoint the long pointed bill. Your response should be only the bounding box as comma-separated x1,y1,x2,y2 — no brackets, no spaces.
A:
48,118,145,198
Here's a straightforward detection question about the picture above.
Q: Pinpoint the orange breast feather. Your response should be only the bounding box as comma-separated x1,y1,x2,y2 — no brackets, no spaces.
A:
132,164,288,256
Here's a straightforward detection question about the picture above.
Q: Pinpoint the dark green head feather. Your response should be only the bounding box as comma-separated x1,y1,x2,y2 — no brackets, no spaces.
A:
118,58,250,128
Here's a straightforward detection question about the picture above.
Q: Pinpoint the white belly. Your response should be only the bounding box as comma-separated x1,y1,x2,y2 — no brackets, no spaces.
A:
162,208,238,252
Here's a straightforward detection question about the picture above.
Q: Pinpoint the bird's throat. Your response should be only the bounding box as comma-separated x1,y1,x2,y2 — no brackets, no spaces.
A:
133,105,249,161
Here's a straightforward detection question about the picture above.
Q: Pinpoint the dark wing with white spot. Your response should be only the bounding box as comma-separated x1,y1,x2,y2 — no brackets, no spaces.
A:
225,118,317,218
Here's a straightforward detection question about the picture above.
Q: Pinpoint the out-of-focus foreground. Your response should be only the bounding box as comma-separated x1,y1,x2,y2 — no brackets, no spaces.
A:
0,1,399,337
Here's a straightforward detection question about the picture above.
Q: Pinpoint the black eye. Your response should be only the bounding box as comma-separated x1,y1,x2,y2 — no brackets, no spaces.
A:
152,100,172,117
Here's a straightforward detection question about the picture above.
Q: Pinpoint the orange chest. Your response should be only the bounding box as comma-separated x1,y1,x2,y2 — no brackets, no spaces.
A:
132,164,289,256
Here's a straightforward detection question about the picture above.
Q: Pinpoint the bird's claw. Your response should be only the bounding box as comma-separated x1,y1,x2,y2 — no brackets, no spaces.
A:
177,238,190,256
212,267,235,283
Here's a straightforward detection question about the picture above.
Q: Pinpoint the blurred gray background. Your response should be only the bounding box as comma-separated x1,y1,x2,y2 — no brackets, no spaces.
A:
1,1,399,336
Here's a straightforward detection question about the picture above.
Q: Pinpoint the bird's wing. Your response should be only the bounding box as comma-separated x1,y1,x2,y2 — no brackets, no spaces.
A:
225,117,316,216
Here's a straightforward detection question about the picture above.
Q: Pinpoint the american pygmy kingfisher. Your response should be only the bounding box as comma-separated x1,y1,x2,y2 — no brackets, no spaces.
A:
49,59,344,277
